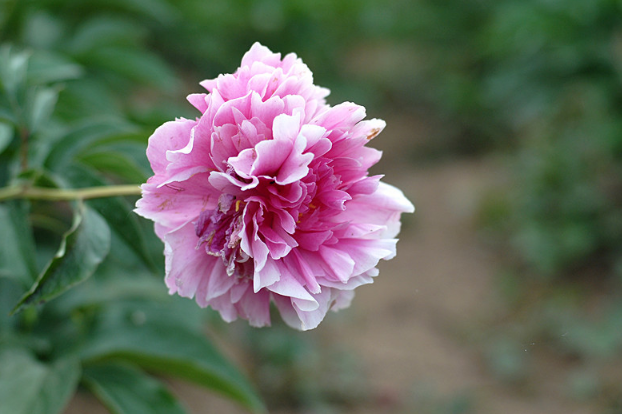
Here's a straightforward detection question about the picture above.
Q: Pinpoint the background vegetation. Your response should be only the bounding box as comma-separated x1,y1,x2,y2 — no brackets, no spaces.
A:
1,0,621,413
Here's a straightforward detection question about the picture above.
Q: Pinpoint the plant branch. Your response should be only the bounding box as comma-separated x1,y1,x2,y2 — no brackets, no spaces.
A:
0,184,142,201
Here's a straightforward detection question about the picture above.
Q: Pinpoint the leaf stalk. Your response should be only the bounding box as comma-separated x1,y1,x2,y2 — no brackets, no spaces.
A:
0,184,142,201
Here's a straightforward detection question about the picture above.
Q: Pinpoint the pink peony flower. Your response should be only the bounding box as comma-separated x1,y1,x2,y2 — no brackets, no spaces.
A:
135,43,414,330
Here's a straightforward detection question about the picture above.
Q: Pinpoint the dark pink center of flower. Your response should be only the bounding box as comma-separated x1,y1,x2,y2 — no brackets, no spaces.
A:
195,194,252,278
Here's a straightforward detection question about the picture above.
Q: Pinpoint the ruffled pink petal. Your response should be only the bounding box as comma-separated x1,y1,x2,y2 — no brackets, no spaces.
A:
253,256,281,292
333,238,396,275
339,182,414,238
237,288,271,327
136,172,219,229
294,288,333,331
282,249,321,294
241,42,279,68
318,245,355,283
272,294,303,329
313,102,366,136
162,222,220,301
331,290,355,312
146,119,197,175
267,275,318,312
276,135,313,185
349,118,386,141
187,93,209,113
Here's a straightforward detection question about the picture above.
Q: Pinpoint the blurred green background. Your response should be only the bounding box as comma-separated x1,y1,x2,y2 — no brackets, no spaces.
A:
2,0,622,413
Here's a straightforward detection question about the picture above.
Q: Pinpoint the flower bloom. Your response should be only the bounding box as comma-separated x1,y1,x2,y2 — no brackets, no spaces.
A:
135,43,414,330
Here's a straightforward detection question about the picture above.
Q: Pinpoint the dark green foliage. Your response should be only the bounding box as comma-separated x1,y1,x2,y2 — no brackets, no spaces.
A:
83,363,188,414
80,300,265,411
0,5,264,411
11,204,111,315
0,347,81,414
0,201,38,286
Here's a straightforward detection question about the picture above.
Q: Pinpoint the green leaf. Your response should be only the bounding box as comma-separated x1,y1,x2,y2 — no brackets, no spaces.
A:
84,46,179,92
77,149,148,183
0,45,30,98
27,86,59,133
0,348,47,414
0,107,16,124
69,16,147,53
11,205,111,314
57,78,123,119
119,0,180,24
64,165,155,271
81,140,152,175
28,51,83,85
0,201,38,286
22,12,65,51
81,0,180,25
80,306,265,413
83,363,188,414
29,357,81,414
0,348,80,414
0,121,13,153
43,117,140,172
48,273,166,316
0,278,22,334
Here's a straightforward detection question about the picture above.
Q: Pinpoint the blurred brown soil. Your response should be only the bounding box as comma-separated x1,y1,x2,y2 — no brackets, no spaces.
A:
65,112,599,414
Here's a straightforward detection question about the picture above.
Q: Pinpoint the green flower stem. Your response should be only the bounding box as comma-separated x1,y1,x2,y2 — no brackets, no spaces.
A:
0,184,142,201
